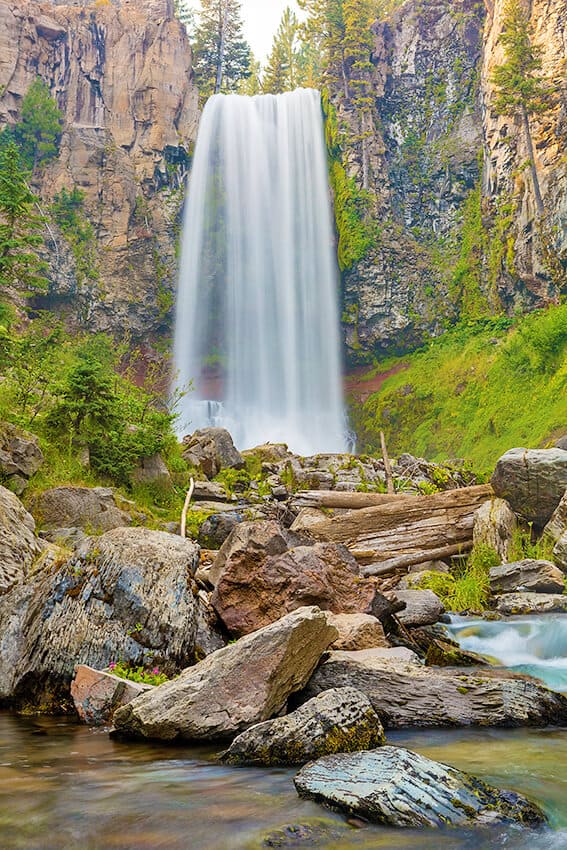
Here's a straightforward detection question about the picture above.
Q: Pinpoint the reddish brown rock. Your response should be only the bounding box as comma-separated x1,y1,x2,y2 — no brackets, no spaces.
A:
212,540,377,637
71,664,150,726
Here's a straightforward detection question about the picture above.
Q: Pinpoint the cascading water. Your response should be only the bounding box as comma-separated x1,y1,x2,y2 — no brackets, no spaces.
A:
173,89,347,455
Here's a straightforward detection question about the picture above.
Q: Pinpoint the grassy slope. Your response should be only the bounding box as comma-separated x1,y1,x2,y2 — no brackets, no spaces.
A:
351,305,567,474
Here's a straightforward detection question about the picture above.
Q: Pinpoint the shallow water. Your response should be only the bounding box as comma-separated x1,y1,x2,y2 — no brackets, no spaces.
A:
0,713,565,850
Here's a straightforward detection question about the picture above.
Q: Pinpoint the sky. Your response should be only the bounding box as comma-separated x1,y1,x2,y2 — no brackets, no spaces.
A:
187,0,303,63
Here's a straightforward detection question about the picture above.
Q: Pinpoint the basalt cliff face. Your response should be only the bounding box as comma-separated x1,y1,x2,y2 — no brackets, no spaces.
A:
0,0,198,339
335,0,566,362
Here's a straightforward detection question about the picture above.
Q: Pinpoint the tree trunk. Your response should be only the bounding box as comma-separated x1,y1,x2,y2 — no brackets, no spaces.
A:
521,105,544,217
215,3,229,94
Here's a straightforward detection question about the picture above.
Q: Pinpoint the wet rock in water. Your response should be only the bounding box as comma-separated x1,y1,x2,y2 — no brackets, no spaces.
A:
301,650,567,728
491,448,567,525
294,747,546,828
326,613,388,651
212,538,377,637
0,485,43,595
424,637,490,668
490,559,566,594
261,821,345,848
71,664,151,725
29,486,131,532
473,498,517,561
0,527,200,709
112,606,338,742
181,428,244,479
0,422,43,494
392,589,445,627
222,687,385,766
495,592,567,616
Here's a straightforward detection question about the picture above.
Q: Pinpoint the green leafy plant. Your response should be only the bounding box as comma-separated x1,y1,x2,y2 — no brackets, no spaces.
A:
108,662,169,687
445,544,501,612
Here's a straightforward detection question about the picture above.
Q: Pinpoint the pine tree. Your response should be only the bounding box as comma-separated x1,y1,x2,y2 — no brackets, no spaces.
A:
298,0,348,96
193,0,252,97
13,79,64,173
239,56,262,96
0,141,47,293
174,0,195,37
263,7,302,94
491,0,554,216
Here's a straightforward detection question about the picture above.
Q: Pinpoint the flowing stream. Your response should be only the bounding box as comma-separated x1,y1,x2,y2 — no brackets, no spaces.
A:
173,89,347,455
1,616,565,849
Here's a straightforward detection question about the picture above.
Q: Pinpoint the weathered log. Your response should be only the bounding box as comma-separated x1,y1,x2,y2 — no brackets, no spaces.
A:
291,491,413,510
304,485,492,563
380,430,395,495
361,542,473,576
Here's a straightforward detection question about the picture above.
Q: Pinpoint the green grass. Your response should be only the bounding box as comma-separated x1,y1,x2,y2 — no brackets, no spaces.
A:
445,544,501,612
352,305,567,474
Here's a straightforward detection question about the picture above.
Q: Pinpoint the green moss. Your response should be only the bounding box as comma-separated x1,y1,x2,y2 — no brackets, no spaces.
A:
405,571,455,598
445,544,501,613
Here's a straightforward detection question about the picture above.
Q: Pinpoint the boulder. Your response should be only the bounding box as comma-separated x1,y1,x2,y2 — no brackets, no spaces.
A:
29,486,130,532
112,606,338,742
554,531,567,571
192,480,229,501
392,589,445,627
209,519,302,587
0,485,42,594
556,435,567,451
543,489,567,544
300,650,567,728
198,512,243,550
0,423,43,494
326,613,388,651
194,595,226,658
71,664,151,725
473,498,517,561
131,453,171,485
212,541,377,637
0,527,200,709
222,687,385,766
491,448,567,525
489,559,565,594
181,428,244,478
294,747,545,828
495,592,567,616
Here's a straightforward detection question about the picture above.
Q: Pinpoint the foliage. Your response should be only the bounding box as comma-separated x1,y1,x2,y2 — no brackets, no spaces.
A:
193,0,252,97
445,544,500,612
12,79,64,172
263,7,303,94
174,0,196,36
352,304,567,472
404,570,456,598
0,142,48,293
108,661,169,687
52,187,98,285
508,525,555,562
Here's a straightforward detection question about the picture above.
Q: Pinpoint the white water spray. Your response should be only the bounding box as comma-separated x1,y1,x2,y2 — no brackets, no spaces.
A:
173,89,347,454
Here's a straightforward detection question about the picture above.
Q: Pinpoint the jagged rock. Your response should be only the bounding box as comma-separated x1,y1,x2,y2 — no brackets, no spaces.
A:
71,664,151,726
198,512,243,550
490,559,565,594
212,541,377,637
491,448,567,526
29,486,131,532
294,747,546,828
182,428,244,479
222,687,385,766
209,520,302,587
473,498,517,561
554,532,567,571
0,485,42,595
495,593,567,616
544,489,567,544
112,606,338,742
300,650,567,728
392,589,445,627
327,613,388,651
425,638,490,668
131,453,171,485
0,527,200,710
0,423,43,494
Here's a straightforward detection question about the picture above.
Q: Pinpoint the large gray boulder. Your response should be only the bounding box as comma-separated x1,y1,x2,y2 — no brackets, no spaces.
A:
301,650,567,728
29,486,130,532
392,589,445,627
112,606,338,742
0,423,43,494
294,747,546,828
0,485,43,594
182,428,244,478
473,498,517,561
222,687,385,766
543,489,567,544
490,559,566,594
495,592,567,615
491,448,567,525
0,527,200,710
554,531,567,571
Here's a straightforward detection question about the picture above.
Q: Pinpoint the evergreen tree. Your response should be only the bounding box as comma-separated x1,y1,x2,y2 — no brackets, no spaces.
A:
239,56,262,95
13,79,64,172
491,0,554,216
263,7,302,94
0,141,47,293
193,0,252,97
174,0,196,37
298,0,348,96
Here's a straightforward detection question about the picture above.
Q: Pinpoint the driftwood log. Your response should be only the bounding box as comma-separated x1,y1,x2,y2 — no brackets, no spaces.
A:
303,485,493,566
291,491,416,510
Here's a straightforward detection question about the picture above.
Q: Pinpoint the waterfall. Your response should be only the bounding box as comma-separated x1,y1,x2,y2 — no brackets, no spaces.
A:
173,88,347,455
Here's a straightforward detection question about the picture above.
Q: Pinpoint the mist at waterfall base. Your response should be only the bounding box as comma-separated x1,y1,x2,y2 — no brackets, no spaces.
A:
173,89,347,455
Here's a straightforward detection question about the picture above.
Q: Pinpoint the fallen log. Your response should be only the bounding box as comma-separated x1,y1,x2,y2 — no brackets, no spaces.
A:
291,491,417,510
303,484,492,564
360,541,474,576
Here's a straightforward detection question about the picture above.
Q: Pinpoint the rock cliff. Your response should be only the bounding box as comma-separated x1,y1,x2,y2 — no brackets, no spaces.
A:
0,0,198,339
